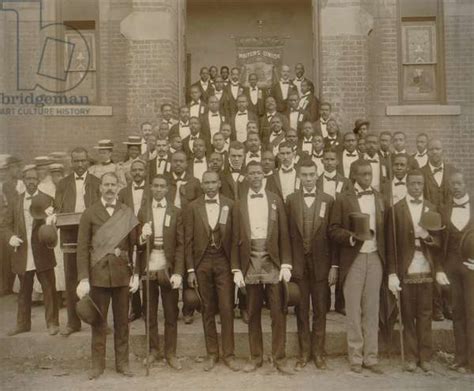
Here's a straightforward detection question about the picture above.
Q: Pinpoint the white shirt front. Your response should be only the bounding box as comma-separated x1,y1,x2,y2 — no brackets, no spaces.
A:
173,173,186,208
234,111,249,142
189,101,203,118
248,189,268,239
303,187,316,208
101,197,116,217
179,121,191,140
301,138,313,155
74,172,87,213
200,80,209,91
319,118,328,138
193,157,207,182
289,109,299,130
230,83,240,100
355,184,378,253
155,155,168,175
214,90,223,101
152,198,166,245
208,111,221,139
429,162,444,187
279,80,290,100
131,181,145,215
246,151,261,163
364,153,382,191
391,176,407,205
204,195,220,229
342,150,358,178
414,150,428,168
406,195,431,274
23,192,37,271
293,78,304,96
249,87,259,105
278,165,297,201
451,194,470,231
322,171,337,199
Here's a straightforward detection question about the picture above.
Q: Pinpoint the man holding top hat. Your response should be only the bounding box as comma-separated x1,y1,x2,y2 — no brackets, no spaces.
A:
386,170,448,372
137,174,185,370
232,160,293,374
441,170,474,373
329,159,386,374
4,165,59,336
185,170,240,372
286,159,335,370
76,172,140,379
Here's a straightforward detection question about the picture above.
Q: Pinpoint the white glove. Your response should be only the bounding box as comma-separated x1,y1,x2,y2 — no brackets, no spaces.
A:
279,266,292,282
233,270,245,288
45,206,54,216
76,279,90,299
436,272,450,286
388,273,401,295
141,222,153,241
129,274,140,293
463,261,474,271
169,274,182,290
45,213,57,226
415,226,429,239
9,235,23,248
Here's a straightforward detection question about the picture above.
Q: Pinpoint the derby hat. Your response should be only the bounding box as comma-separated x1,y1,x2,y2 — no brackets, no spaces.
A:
76,295,103,326
38,224,58,248
183,286,202,312
419,210,445,231
282,280,300,311
353,118,370,134
349,212,373,241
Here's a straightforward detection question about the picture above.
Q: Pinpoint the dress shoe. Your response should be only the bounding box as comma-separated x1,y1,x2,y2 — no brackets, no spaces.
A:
203,356,217,372
295,359,308,371
60,326,80,337
48,325,59,336
404,361,417,372
362,363,384,374
243,360,262,373
275,361,294,375
335,308,346,316
167,356,182,370
117,366,134,377
7,327,30,337
419,361,432,373
183,314,194,325
88,368,104,380
224,357,241,372
449,362,467,374
128,313,141,322
443,308,453,320
314,356,327,370
240,310,249,324
350,364,362,373
432,309,444,321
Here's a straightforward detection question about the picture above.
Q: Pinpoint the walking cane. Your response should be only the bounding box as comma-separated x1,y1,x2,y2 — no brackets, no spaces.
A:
144,160,151,376
387,154,405,365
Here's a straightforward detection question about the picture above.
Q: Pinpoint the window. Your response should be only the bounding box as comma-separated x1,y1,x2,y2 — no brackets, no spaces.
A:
399,0,445,104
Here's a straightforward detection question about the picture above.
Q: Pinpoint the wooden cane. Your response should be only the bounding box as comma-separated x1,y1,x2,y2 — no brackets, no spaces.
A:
145,161,151,376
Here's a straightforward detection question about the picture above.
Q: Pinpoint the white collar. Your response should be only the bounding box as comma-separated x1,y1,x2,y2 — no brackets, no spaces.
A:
429,162,444,172
393,175,407,184
204,194,220,204
395,149,407,154
194,156,206,163
303,186,316,194
249,188,264,196
281,163,295,171
354,183,372,194
133,180,145,188
453,194,470,205
101,197,117,208
74,172,87,180
25,190,39,199
406,194,423,204
152,198,167,208
180,120,189,126
324,170,336,179
173,172,186,181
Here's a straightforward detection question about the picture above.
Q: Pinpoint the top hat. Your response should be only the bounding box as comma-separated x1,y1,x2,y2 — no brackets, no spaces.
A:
123,136,143,146
76,295,103,326
183,286,201,312
349,212,373,241
282,280,300,311
353,119,370,134
419,211,445,231
460,229,474,261
94,139,114,150
0,154,11,170
38,224,58,248
34,156,52,167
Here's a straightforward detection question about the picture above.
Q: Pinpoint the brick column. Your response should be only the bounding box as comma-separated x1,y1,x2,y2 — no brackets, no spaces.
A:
120,0,186,131
318,0,373,131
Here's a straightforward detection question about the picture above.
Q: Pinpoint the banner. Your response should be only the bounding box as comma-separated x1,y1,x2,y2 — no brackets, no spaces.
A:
234,37,285,89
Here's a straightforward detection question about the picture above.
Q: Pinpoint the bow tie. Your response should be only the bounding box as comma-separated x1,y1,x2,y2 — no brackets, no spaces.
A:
237,112,247,116
250,193,263,199
304,193,315,198
357,190,373,198
313,154,323,159
231,83,239,87
453,201,469,208
158,158,166,163
417,153,426,157
191,102,199,106
327,137,337,142
394,181,405,187
296,78,304,82
25,195,33,200
134,186,145,190
105,203,115,208
410,198,422,205
346,153,357,157
320,120,327,125
272,131,282,136
230,168,241,174
190,136,198,140
249,153,260,158
175,177,185,182
154,203,165,208
281,167,293,174
325,176,336,182
267,113,275,119
102,161,112,166
281,81,289,85
252,87,257,91
211,113,219,117
205,199,218,204
195,159,204,164
76,176,84,181
433,167,443,174
181,123,189,127
367,159,378,164
303,140,312,144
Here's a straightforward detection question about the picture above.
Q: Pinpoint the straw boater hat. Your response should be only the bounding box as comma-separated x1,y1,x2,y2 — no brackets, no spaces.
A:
94,139,114,150
0,155,12,170
49,163,64,173
49,152,68,161
22,164,37,173
123,136,143,146
34,156,52,167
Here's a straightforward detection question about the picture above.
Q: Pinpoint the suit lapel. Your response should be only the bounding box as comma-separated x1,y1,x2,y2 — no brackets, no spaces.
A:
197,198,211,237
274,173,282,196
240,193,251,240
295,191,304,237
312,196,323,236
266,191,274,239
348,192,361,213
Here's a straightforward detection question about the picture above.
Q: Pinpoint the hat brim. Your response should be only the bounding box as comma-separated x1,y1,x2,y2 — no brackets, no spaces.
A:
93,146,113,150
419,223,445,232
123,142,143,146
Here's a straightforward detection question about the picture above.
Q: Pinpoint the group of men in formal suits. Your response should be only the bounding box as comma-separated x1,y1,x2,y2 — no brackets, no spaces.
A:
0,63,473,379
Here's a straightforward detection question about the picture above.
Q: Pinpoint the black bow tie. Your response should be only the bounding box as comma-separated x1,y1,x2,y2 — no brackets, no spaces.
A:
249,153,260,158
394,181,405,187
281,81,289,85
410,198,422,205
211,113,219,117
105,203,115,208
367,159,378,164
303,140,312,144
250,193,263,199
304,193,315,198
195,159,204,164
433,167,443,174
76,176,84,181
290,108,298,113
325,176,336,182
281,167,293,174
190,136,198,140
313,154,323,159
175,177,184,182
252,87,257,91
417,152,427,157
134,186,145,190
357,190,373,198
205,199,218,204
25,195,33,200
237,112,247,116
231,83,239,87
158,158,166,163
230,168,241,173
181,123,189,127
154,203,165,208
346,153,357,157
453,201,469,208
